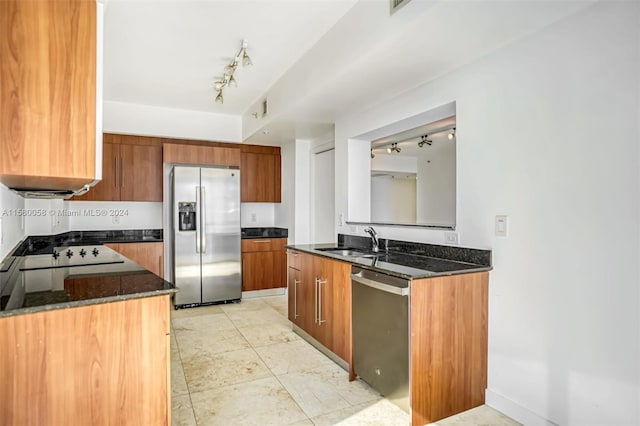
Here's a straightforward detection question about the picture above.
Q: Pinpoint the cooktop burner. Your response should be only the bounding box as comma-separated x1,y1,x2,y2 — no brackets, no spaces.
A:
20,246,125,271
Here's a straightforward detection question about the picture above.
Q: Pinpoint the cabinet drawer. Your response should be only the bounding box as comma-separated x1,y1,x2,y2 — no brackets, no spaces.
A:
241,239,280,252
287,250,302,270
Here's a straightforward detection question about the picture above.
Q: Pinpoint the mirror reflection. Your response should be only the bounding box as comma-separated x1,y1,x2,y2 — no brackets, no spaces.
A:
370,115,456,227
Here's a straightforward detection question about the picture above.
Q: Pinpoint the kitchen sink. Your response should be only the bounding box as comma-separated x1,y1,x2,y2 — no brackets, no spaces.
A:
315,248,378,258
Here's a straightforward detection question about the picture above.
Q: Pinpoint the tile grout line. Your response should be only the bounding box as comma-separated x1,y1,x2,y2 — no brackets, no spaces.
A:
170,310,199,426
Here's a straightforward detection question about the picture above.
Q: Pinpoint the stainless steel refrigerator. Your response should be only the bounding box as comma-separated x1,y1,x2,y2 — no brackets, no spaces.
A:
171,165,241,307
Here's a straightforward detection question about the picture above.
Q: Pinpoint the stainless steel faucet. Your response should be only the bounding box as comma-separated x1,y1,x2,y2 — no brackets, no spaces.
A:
364,226,379,252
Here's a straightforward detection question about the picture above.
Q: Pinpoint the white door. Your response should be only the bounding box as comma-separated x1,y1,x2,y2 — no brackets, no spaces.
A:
312,148,335,244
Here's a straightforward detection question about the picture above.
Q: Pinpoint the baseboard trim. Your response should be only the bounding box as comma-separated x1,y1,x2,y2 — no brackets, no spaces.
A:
292,324,350,372
242,288,286,299
486,389,558,426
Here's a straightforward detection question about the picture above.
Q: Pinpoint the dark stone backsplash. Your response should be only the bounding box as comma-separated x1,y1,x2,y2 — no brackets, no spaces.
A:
338,234,491,267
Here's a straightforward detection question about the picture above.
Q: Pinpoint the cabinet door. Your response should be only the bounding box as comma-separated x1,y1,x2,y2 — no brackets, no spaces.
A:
325,258,351,362
0,0,98,191
113,242,164,278
242,251,277,291
120,144,163,201
73,142,119,201
241,152,277,202
163,143,240,167
312,256,333,349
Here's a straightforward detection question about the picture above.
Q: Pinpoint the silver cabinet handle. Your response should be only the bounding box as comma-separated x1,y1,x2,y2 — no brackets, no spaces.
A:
253,240,271,244
195,186,201,253
317,279,326,324
120,156,124,188
114,156,118,188
201,186,206,254
294,279,300,319
314,278,318,324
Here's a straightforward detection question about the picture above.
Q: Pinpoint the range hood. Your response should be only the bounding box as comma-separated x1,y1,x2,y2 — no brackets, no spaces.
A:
10,185,92,200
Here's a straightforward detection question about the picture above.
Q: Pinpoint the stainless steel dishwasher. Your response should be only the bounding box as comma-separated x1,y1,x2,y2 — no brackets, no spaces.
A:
351,266,410,412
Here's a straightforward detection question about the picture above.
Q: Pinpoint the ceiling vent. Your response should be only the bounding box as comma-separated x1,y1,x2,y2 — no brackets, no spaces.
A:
390,0,412,14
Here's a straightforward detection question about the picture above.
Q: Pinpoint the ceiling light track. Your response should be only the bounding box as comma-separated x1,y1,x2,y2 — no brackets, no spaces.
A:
214,39,253,104
371,124,456,153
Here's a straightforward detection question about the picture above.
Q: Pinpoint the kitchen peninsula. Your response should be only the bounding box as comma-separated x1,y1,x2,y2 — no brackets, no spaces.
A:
287,234,492,424
0,231,175,425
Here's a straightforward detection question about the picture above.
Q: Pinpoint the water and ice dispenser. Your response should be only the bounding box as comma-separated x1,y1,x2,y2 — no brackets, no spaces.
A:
178,202,197,231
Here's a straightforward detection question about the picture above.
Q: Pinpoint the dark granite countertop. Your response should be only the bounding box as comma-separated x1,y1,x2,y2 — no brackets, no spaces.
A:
0,245,175,318
286,235,491,280
241,227,288,239
15,230,163,255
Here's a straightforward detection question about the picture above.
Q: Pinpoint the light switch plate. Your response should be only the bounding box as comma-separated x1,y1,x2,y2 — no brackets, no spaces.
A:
495,215,508,237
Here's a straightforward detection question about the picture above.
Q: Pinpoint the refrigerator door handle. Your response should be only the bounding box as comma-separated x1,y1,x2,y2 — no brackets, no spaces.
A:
201,186,207,254
195,186,201,253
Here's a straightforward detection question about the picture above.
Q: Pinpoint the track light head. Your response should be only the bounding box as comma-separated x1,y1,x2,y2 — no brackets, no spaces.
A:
371,150,375,159
215,90,224,104
448,128,456,140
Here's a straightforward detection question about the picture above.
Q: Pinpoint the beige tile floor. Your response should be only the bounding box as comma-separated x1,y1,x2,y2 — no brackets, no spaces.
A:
170,295,520,426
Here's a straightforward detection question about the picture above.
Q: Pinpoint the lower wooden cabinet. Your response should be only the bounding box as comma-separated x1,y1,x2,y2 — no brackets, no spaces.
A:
241,238,287,291
410,272,489,424
287,250,351,363
106,242,164,278
0,295,172,425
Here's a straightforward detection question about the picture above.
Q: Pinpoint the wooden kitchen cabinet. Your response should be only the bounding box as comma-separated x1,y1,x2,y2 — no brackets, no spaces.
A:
163,143,240,167
0,295,171,425
0,0,101,192
73,142,162,202
241,238,287,291
240,146,281,203
287,250,351,363
410,272,489,425
106,242,164,278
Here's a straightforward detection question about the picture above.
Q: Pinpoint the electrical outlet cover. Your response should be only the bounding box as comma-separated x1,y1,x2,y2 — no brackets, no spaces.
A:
444,232,459,244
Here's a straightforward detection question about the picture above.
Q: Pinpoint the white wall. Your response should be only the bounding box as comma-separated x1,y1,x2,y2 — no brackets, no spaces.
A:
416,139,456,226
65,201,163,230
275,141,295,241
335,2,640,425
370,175,416,224
293,140,312,244
104,100,242,142
240,203,275,228
0,185,26,259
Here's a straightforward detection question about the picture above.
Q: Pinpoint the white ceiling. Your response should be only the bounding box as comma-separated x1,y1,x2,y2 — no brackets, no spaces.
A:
103,0,357,114
103,0,595,143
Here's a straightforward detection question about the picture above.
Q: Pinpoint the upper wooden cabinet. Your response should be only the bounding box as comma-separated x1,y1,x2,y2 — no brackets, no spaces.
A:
73,142,162,202
241,146,281,203
164,143,240,167
0,0,102,192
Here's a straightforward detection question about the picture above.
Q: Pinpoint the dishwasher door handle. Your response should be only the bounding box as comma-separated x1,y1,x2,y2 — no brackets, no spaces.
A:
351,273,409,296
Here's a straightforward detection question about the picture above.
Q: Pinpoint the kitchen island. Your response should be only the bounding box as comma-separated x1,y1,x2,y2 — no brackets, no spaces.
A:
0,238,175,425
287,234,491,425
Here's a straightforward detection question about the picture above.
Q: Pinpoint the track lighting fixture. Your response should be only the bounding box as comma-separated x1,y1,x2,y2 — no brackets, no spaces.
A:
386,143,401,153
213,39,253,104
448,128,456,140
371,149,375,159
418,135,432,148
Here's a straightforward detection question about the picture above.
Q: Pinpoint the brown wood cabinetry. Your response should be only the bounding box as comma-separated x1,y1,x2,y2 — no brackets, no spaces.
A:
241,238,287,291
164,143,240,167
240,146,281,203
0,295,171,425
410,272,488,425
0,0,99,192
106,242,164,278
287,251,351,363
73,142,162,202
